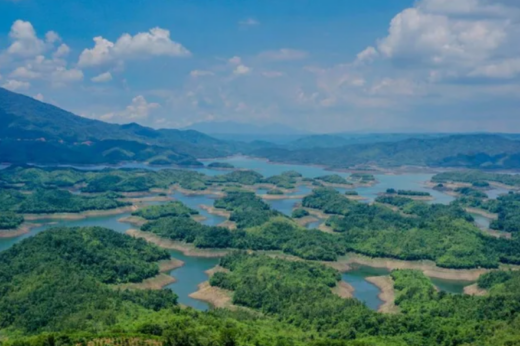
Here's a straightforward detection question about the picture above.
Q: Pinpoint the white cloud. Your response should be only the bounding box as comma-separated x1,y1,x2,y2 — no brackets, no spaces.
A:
190,70,214,77
45,31,61,44
228,56,242,65
356,0,520,83
2,79,30,91
356,46,378,63
239,18,260,26
34,93,44,101
51,67,83,85
53,44,70,58
7,20,45,57
91,71,113,83
233,64,251,75
10,66,40,79
78,27,190,67
101,95,160,121
258,49,308,61
469,59,520,79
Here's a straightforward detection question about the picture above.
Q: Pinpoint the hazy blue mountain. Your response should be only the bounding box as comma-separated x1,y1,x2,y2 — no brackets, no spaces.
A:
0,87,247,165
254,134,520,169
184,121,308,136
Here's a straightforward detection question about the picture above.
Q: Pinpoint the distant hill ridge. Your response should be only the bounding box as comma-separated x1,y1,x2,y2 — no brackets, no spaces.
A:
254,134,520,169
0,87,238,165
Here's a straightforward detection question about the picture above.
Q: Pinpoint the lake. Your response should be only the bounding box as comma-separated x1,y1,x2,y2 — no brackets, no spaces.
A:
0,156,475,311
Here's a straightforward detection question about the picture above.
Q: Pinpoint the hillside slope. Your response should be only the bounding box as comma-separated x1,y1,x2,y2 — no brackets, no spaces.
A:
254,134,520,169
0,88,239,164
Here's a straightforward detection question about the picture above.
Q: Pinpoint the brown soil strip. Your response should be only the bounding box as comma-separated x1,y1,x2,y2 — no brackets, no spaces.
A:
126,228,228,257
0,222,44,238
338,254,490,281
218,220,237,230
23,205,139,221
366,276,399,314
189,282,234,308
463,283,488,296
465,207,498,220
318,223,335,234
260,194,307,200
199,205,231,218
295,216,319,227
117,273,176,290
332,281,354,299
118,216,147,227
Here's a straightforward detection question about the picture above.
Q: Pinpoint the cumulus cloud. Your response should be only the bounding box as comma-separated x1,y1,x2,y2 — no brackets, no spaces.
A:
10,66,40,79
45,31,61,44
100,95,160,122
7,20,45,57
91,71,113,83
228,56,242,65
258,49,308,61
360,0,520,80
2,79,30,91
233,64,251,75
51,67,83,85
53,44,70,58
78,27,190,67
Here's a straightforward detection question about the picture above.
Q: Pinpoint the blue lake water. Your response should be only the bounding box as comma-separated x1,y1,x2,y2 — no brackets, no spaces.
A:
0,156,475,311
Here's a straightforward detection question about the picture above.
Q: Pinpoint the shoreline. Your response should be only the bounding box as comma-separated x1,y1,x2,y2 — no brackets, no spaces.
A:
464,207,498,220
126,228,228,258
463,283,487,296
365,276,399,314
188,265,235,309
332,281,355,299
339,254,490,281
199,204,232,218
23,205,139,221
260,194,307,200
115,258,184,290
0,222,46,239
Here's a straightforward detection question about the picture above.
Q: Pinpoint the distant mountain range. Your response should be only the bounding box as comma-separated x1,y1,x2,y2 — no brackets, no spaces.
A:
254,134,520,169
3,87,520,169
0,88,241,165
183,121,309,143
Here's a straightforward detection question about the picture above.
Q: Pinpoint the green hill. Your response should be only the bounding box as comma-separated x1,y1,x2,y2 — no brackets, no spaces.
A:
0,88,240,165
255,134,520,169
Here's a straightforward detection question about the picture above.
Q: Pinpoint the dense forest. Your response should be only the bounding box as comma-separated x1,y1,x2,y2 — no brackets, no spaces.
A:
210,252,520,345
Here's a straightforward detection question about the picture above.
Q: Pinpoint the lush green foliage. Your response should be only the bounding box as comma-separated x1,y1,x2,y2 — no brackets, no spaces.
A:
0,211,24,229
266,189,284,195
454,186,488,198
433,170,520,187
132,202,198,220
315,174,351,185
220,170,263,185
214,191,280,228
0,227,176,333
291,208,309,218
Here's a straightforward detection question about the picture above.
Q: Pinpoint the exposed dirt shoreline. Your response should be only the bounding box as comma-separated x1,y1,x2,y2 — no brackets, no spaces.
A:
463,283,488,296
23,205,139,221
188,266,235,309
332,281,355,299
0,222,44,238
366,276,399,314
116,258,184,290
126,228,228,258
338,254,490,281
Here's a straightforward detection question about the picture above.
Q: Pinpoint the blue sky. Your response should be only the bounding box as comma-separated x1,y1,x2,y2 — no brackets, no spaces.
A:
0,0,519,133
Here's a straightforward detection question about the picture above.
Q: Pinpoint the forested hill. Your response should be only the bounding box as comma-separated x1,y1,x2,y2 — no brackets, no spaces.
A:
253,134,520,169
0,88,240,164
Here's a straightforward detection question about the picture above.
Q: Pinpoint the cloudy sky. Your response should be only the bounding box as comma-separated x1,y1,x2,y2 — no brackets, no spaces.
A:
0,0,519,133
